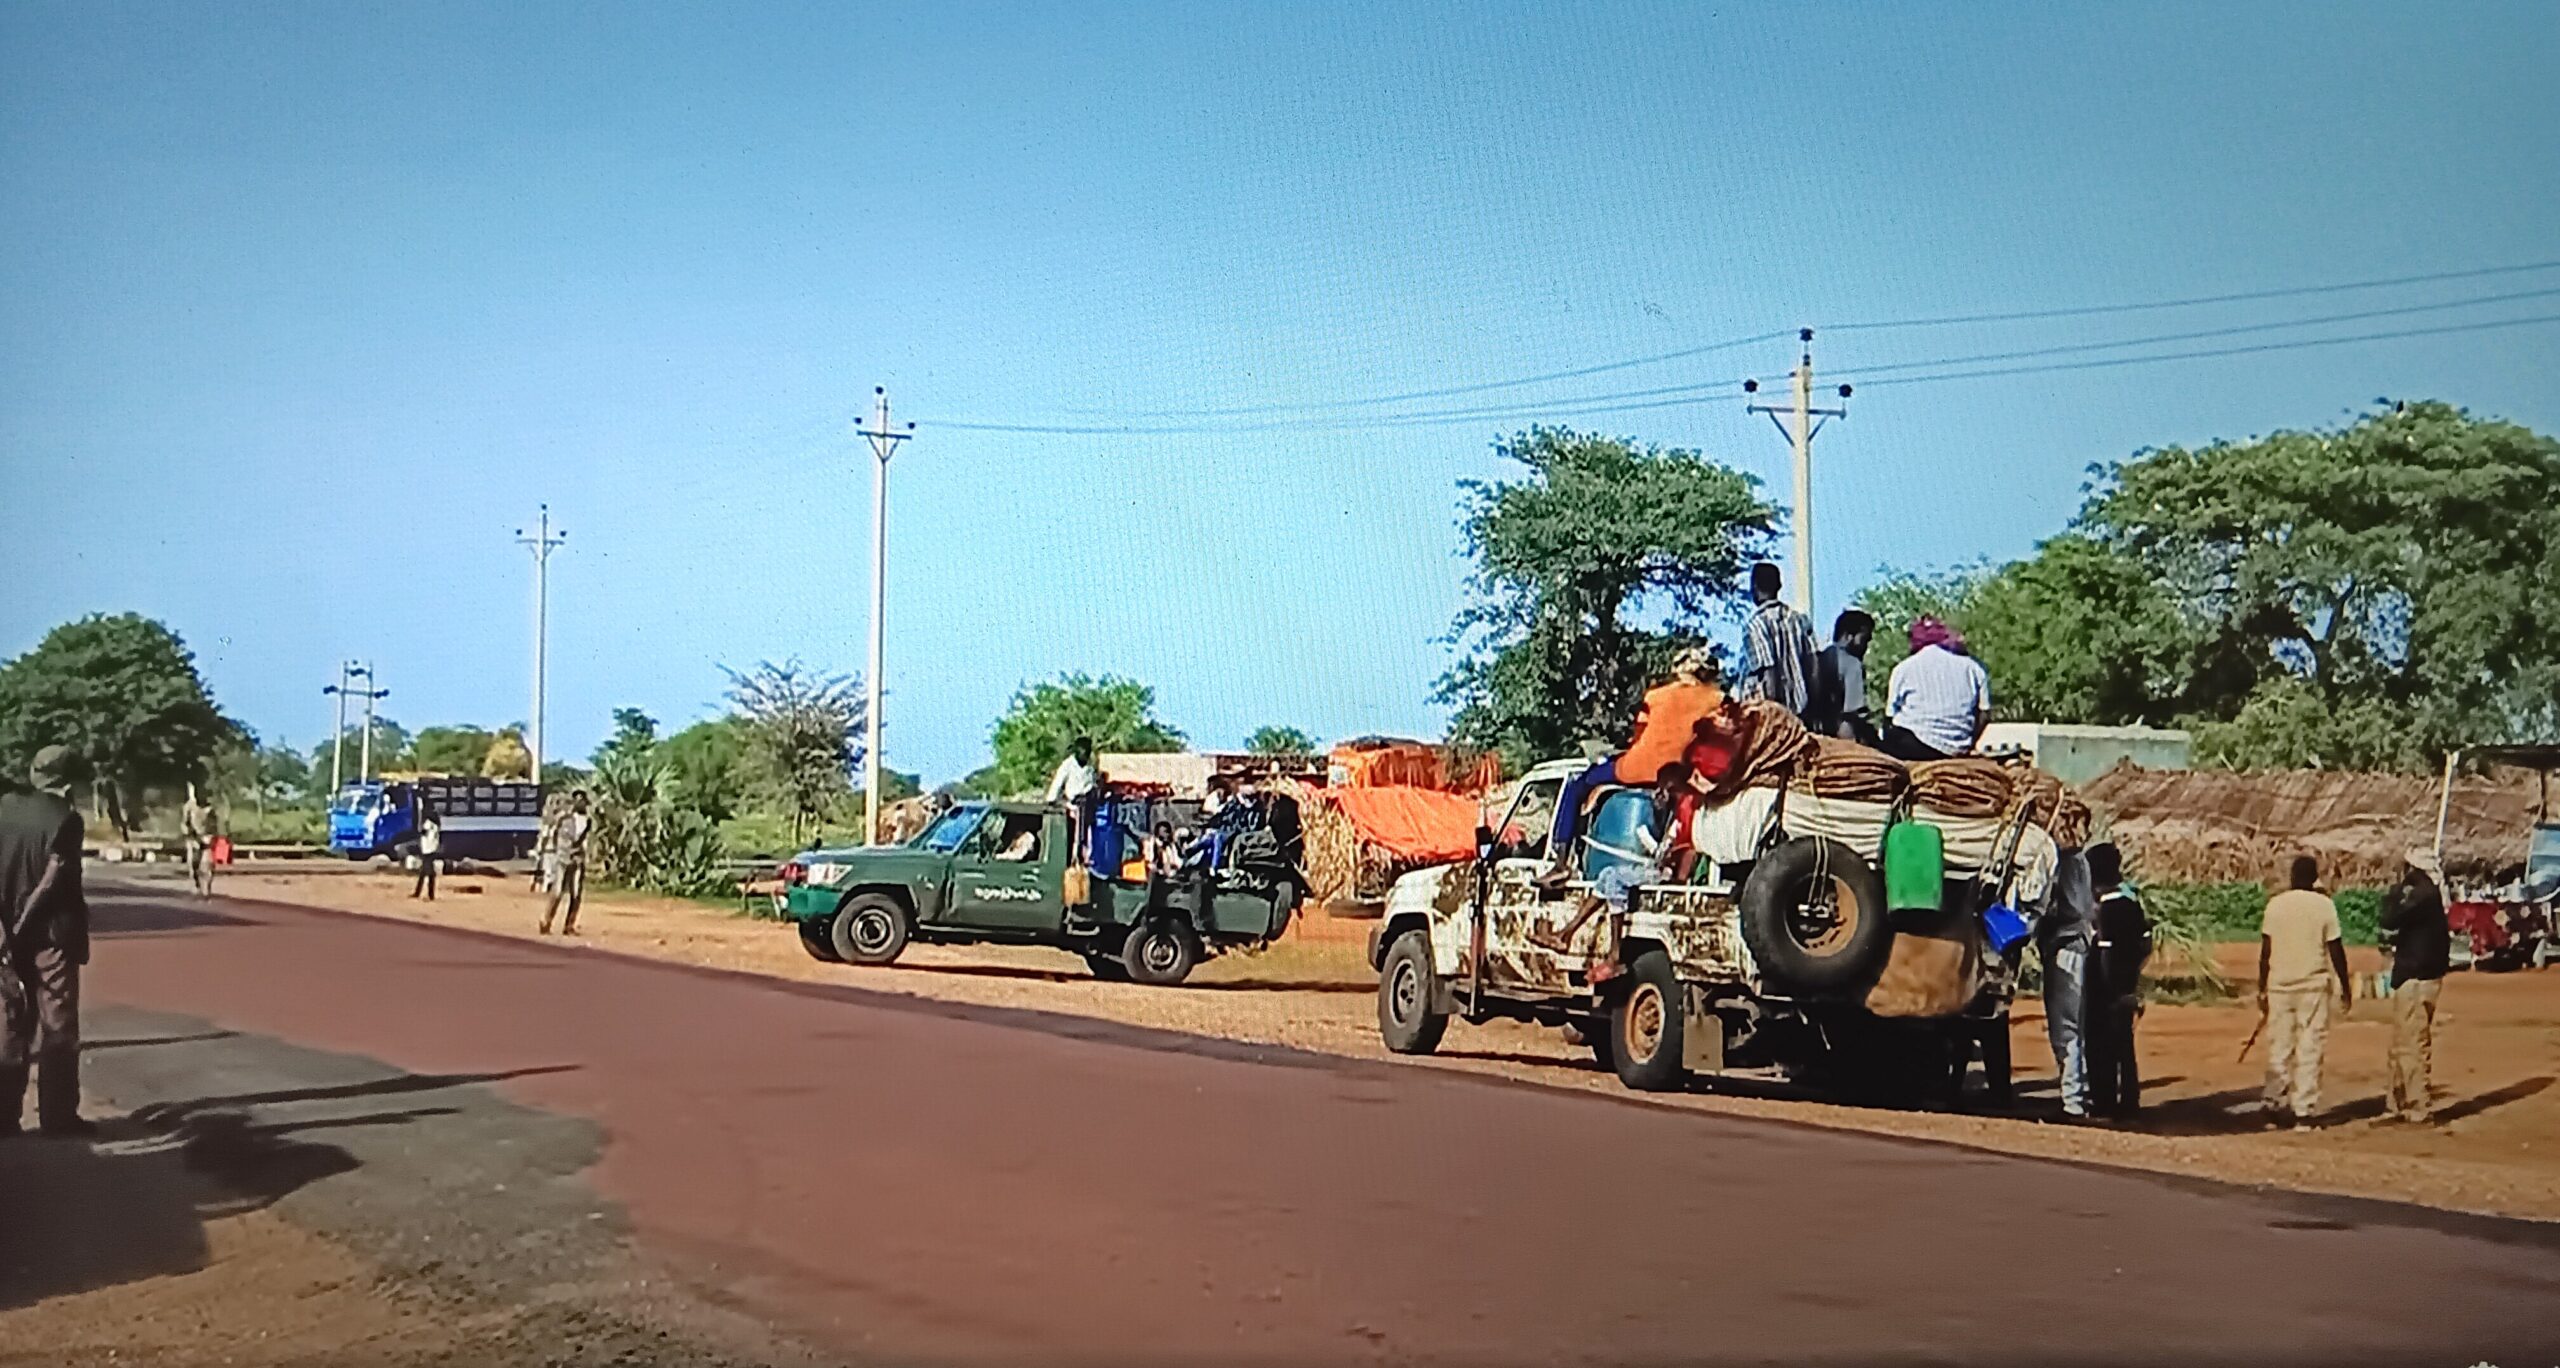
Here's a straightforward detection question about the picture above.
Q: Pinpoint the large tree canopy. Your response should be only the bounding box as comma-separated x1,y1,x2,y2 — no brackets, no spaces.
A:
1438,426,1776,771
0,613,236,826
1853,402,2560,771
984,674,1184,797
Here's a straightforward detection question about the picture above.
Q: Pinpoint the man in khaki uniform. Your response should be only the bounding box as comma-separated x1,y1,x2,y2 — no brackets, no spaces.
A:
2257,854,2353,1127
180,782,221,898
2378,847,2451,1122
2,745,93,1137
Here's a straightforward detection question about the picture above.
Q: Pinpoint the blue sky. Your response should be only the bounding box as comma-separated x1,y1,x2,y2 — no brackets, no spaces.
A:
4,1,2555,784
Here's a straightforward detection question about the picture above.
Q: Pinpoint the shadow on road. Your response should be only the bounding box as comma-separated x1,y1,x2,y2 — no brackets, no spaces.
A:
129,1063,580,1119
87,898,254,936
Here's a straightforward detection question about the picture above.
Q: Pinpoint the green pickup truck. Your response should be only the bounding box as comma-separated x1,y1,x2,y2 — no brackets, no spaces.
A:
778,799,1302,985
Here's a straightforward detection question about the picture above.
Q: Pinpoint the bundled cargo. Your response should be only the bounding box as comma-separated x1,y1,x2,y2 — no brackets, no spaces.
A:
1910,757,2018,819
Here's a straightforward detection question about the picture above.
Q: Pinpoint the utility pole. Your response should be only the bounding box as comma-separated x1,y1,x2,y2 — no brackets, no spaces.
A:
515,506,568,786
1744,328,1851,617
351,664,389,782
857,387,914,846
323,661,355,795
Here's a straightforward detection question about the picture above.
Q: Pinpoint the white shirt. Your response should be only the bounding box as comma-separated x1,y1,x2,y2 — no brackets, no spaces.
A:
1044,755,1096,803
1887,644,1991,755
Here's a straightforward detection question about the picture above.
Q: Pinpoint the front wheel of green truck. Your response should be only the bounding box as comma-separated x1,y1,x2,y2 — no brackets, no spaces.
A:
831,894,910,966
1609,950,1688,1092
797,918,842,963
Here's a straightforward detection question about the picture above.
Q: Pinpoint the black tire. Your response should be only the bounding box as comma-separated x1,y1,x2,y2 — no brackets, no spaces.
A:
830,894,910,966
1610,949,1688,1091
1121,922,1199,986
1377,929,1448,1055
1739,837,1893,995
798,918,842,963
1564,1019,1615,1071
1084,950,1131,981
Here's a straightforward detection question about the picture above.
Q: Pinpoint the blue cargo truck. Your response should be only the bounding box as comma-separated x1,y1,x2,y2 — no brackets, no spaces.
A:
329,777,545,862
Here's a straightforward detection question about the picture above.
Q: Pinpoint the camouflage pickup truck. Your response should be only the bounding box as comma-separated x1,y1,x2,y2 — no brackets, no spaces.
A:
780,798,1300,986
1369,757,1961,1094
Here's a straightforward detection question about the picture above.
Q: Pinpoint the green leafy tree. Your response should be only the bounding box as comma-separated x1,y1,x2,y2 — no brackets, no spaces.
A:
483,726,533,779
592,707,660,767
1246,725,1319,757
0,613,238,832
1857,535,2202,728
411,725,497,776
659,716,753,823
305,718,412,795
587,747,724,895
985,674,1184,797
2081,401,2560,757
725,660,865,845
1437,427,1776,771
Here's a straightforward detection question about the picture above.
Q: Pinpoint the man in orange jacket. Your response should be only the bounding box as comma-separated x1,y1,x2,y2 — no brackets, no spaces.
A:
1540,648,1724,884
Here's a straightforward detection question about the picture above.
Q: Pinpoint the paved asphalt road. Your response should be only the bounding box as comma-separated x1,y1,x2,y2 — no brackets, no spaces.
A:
67,883,2560,1366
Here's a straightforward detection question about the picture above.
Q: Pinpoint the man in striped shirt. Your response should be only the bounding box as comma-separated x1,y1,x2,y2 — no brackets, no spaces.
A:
1736,562,1817,717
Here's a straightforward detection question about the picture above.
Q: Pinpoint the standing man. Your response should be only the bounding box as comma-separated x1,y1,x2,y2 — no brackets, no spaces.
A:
1046,736,1099,865
1804,610,1877,744
2037,844,2097,1119
2379,846,2451,1123
1736,562,1817,717
537,792,592,936
2,746,93,1138
2258,854,2354,1128
1882,617,1992,762
410,808,443,902
2082,842,2152,1119
180,782,222,899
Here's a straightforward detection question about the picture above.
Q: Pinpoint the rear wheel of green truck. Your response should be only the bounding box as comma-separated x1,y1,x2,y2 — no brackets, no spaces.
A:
831,894,909,966
1377,929,1448,1055
1121,922,1199,986
797,918,842,963
1610,950,1688,1092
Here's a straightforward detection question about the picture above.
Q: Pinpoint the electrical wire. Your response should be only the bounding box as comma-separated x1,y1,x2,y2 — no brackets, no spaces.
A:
1842,312,2560,390
1827,258,2560,331
1060,329,1791,420
1830,285,2560,379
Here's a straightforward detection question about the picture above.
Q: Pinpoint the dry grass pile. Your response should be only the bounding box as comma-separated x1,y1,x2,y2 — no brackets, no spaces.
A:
1281,780,1446,905
2086,765,2543,885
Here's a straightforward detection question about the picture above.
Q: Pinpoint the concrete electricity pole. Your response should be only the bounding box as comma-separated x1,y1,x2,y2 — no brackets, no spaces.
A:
857,387,913,846
1744,328,1851,617
515,506,568,785
355,665,390,780
323,661,356,795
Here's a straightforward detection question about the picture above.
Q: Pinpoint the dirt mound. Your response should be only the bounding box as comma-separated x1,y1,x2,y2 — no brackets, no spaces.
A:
2086,764,2543,886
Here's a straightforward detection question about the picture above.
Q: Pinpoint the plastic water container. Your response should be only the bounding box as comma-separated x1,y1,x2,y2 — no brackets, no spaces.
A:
1883,822,1945,912
1981,902,2032,953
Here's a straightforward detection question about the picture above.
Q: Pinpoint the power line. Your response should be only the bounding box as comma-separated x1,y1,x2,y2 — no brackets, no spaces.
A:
1832,285,2560,379
1066,329,1791,420
1844,312,2560,389
1829,258,2560,331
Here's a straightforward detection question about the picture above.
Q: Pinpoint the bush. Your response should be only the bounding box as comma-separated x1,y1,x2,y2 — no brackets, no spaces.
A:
2138,881,2381,946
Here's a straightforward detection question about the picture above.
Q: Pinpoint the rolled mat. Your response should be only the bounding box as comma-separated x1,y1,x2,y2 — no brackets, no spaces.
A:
1724,699,1820,794
1792,736,1909,803
1910,757,2016,819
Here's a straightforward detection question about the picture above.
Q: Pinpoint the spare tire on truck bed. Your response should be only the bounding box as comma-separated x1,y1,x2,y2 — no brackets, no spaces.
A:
1738,836,1893,994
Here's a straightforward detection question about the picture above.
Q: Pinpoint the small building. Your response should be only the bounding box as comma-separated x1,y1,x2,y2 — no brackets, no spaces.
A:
1976,722,2192,787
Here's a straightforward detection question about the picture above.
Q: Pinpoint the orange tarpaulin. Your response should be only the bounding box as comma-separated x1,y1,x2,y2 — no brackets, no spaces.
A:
1321,785,1483,864
1327,740,1501,793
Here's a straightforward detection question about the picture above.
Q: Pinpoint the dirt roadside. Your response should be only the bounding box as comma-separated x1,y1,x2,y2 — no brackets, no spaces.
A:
212,866,2560,1221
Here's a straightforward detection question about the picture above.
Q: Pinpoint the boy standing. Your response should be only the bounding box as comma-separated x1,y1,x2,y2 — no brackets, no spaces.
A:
2258,855,2353,1127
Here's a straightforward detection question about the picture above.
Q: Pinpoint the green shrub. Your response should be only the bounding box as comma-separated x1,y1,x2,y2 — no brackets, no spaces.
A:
2137,880,2381,946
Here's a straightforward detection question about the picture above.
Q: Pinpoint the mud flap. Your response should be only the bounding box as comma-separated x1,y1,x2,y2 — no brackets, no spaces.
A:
1681,987,1725,1074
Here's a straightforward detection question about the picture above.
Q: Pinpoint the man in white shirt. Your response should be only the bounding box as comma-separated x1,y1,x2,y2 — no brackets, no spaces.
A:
1883,616,1991,761
1045,736,1099,866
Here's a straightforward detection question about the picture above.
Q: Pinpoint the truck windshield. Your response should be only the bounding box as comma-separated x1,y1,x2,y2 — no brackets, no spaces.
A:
917,805,988,852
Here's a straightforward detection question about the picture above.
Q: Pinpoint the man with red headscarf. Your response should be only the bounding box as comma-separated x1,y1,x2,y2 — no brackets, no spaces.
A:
1882,616,1991,762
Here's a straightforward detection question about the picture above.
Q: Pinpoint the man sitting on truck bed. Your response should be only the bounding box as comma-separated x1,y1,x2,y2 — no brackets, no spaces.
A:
1529,763,1688,960
1539,648,1723,889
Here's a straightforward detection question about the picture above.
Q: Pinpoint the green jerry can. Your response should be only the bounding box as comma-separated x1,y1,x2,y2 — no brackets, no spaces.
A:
1882,821,1945,913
